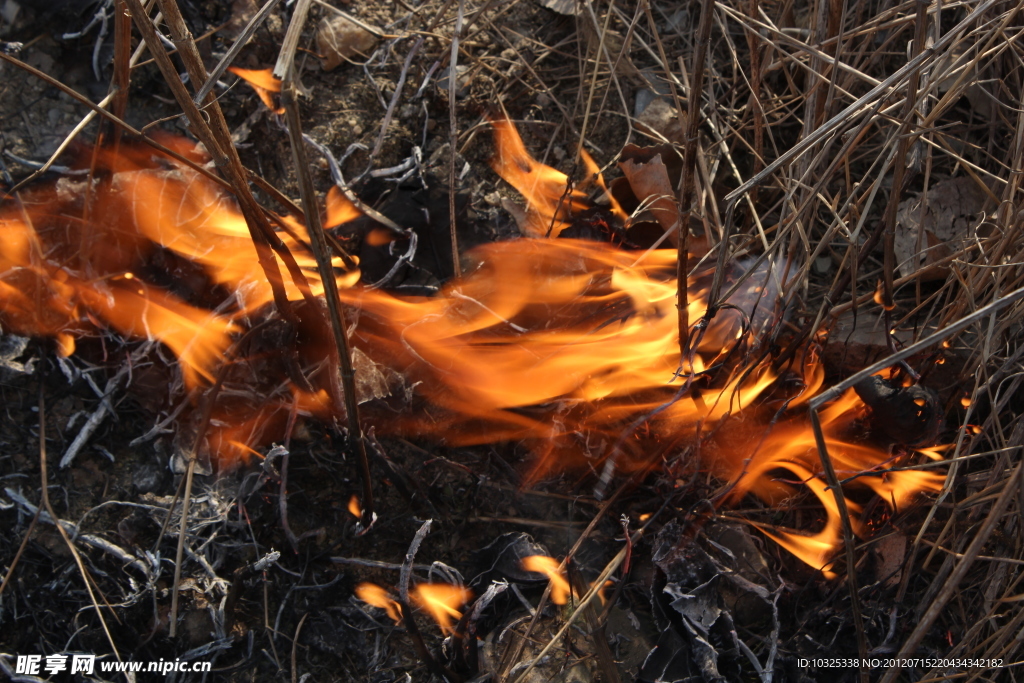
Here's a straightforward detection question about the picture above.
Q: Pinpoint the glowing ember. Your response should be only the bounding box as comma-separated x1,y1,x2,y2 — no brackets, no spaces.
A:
522,556,571,605
354,582,402,622
411,583,473,634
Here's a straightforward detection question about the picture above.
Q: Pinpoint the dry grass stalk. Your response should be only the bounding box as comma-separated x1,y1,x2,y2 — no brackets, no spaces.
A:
278,25,376,531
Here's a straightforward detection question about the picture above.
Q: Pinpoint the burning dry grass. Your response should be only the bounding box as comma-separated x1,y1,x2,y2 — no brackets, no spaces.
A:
0,125,948,578
1,0,1023,680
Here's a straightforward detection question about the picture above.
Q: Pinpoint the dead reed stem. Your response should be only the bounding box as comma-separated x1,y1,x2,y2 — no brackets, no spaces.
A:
448,0,465,278
280,78,376,530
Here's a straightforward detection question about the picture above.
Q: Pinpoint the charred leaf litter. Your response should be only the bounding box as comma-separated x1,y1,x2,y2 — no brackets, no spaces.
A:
0,1,1004,682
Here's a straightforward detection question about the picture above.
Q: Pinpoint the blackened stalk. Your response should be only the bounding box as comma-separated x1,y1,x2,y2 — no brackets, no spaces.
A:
399,521,461,682
808,407,868,679
280,82,375,530
676,0,715,360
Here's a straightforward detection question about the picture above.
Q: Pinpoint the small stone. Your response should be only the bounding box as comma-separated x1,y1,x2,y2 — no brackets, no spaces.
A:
133,457,166,494
437,65,471,99
637,98,685,142
813,255,832,274
535,92,552,108
634,88,658,117
26,48,54,74
316,15,378,71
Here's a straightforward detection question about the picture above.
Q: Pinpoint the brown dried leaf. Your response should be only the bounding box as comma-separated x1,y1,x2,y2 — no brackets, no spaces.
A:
894,177,989,280
618,154,680,243
352,347,401,404
873,531,907,588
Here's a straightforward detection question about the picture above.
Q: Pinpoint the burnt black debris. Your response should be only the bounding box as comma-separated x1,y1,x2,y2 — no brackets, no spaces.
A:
853,375,944,446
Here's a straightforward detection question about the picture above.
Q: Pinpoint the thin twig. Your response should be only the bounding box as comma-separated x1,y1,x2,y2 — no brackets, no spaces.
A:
808,284,1024,410
36,371,123,663
193,0,285,105
291,612,308,683
448,0,465,278
879,433,1023,683
280,68,376,530
675,0,715,360
725,0,1002,205
879,0,929,312
808,407,869,672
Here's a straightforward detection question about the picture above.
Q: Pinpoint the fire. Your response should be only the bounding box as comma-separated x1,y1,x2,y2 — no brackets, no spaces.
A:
0,204,237,386
522,556,571,605
227,67,283,114
0,135,358,390
410,584,473,634
716,387,944,571
354,582,402,622
347,494,362,518
354,582,471,634
0,120,947,574
489,116,591,237
873,279,895,311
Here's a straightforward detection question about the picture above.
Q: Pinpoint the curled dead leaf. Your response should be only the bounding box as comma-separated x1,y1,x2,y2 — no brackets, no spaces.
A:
894,177,991,280
618,153,680,243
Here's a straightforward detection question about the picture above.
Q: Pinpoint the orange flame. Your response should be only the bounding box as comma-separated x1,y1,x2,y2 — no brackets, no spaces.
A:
227,67,283,114
347,494,361,518
354,582,402,622
489,116,591,237
0,124,947,573
0,136,360,397
0,209,237,387
411,583,473,634
580,148,628,223
522,556,571,605
873,279,895,311
717,388,945,571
